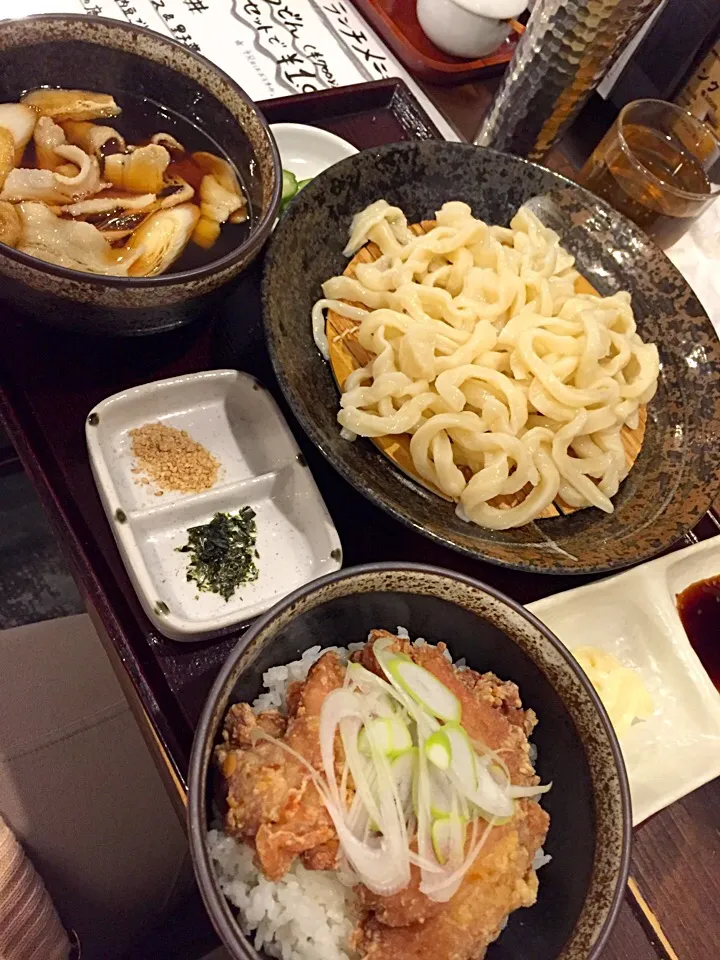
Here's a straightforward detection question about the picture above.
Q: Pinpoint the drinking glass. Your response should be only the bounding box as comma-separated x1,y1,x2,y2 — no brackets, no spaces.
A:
580,99,720,249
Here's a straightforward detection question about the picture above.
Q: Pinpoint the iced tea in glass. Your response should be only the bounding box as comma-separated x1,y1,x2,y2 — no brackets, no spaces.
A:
580,99,720,249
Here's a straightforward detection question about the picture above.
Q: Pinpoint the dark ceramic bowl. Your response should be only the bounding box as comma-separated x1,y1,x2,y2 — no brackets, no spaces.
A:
0,15,281,335
262,140,720,574
188,564,631,960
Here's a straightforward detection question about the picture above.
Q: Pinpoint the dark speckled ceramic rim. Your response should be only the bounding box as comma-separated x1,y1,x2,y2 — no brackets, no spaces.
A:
188,563,632,960
0,14,281,287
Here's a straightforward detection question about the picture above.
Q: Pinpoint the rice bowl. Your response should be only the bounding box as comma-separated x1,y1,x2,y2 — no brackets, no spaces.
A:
188,563,631,960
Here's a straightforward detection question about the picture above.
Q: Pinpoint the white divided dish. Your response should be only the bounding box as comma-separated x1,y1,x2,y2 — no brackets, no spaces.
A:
270,123,358,181
86,370,342,641
528,535,720,825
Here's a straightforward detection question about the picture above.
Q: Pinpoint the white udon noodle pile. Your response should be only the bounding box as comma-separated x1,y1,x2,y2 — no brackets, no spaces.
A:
312,200,660,530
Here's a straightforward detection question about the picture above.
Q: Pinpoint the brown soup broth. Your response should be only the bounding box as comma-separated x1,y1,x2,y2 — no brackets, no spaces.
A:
106,91,253,273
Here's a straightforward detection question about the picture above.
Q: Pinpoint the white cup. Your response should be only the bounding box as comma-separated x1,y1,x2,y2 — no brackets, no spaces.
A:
416,0,527,61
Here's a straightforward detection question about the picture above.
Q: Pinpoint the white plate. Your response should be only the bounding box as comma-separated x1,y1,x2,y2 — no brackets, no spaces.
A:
270,123,358,181
86,370,342,641
528,536,720,825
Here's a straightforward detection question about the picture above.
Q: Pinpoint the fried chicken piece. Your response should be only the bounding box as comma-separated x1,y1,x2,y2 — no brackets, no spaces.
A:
355,632,543,929
352,630,413,673
356,801,549,960
357,863,445,927
456,668,538,738
215,706,290,840
357,632,538,783
302,837,340,871
223,705,287,747
215,651,346,880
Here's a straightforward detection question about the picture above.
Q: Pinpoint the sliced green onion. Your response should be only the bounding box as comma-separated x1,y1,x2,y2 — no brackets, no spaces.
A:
346,661,397,699
472,800,515,825
370,641,441,742
425,730,451,770
414,742,434,872
428,765,454,818
392,749,416,818
463,760,514,819
431,815,466,865
508,782,553,799
425,725,477,798
358,716,413,758
280,169,300,214
253,725,404,894
471,739,511,783
319,688,411,896
444,724,478,795
387,658,462,723
425,726,513,820
488,761,508,785
411,748,421,818
373,692,402,720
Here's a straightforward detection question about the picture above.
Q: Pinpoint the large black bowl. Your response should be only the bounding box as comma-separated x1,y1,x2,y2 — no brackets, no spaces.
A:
262,140,720,574
0,15,281,335
188,564,631,960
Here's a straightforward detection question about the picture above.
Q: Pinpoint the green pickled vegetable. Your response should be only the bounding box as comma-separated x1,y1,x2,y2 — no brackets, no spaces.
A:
281,169,298,202
280,170,314,214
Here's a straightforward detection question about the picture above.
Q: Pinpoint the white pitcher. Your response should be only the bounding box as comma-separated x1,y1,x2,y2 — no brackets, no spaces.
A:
417,0,528,60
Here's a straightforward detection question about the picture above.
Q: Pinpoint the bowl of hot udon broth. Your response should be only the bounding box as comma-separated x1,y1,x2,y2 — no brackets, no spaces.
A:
0,15,281,335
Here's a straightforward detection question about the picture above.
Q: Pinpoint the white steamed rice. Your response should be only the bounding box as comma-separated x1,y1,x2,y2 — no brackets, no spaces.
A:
209,642,359,960
207,631,548,960
208,830,357,960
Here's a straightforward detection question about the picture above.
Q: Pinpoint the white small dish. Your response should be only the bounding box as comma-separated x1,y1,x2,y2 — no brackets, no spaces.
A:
270,123,358,182
416,0,526,60
528,535,720,825
86,370,342,641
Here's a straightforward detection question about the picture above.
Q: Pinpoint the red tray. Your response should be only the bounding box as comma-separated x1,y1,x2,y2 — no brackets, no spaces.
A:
350,0,521,85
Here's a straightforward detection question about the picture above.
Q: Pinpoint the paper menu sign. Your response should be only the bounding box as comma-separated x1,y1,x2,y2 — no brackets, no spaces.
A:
16,0,457,138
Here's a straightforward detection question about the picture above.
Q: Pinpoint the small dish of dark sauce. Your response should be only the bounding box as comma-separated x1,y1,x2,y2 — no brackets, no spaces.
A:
676,575,720,688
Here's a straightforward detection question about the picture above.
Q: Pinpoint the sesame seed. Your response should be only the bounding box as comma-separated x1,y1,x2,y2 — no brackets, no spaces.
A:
129,422,220,494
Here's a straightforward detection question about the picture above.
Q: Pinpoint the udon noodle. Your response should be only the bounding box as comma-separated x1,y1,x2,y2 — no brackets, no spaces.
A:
313,200,660,530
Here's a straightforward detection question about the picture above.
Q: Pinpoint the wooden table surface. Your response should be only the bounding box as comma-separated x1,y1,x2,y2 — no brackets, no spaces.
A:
1,74,718,960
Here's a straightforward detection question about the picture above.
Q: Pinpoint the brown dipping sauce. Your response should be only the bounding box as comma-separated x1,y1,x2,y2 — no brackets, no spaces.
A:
95,91,252,273
676,576,720,688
